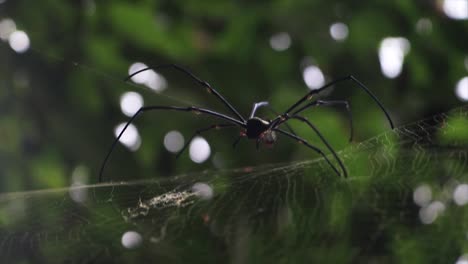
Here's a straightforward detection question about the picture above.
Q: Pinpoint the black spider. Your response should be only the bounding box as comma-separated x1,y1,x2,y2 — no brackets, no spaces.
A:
99,64,394,182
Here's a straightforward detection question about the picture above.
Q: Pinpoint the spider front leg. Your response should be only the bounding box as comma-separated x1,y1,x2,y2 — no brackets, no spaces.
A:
99,105,244,182
176,124,237,158
249,101,298,136
291,100,354,142
270,75,394,130
126,64,246,122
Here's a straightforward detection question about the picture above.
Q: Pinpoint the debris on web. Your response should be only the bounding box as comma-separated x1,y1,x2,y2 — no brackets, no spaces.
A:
123,190,196,220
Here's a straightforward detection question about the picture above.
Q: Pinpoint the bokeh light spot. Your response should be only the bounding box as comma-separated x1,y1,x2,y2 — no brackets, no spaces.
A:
413,184,432,207
329,22,349,41
269,32,291,51
128,62,149,84
128,62,167,92
456,254,468,264
121,231,143,249
85,0,96,15
419,201,445,224
69,165,89,203
69,183,88,204
192,182,214,200
416,18,432,35
443,0,468,20
71,165,89,184
114,123,141,151
455,76,468,101
0,18,16,41
303,65,325,89
453,184,468,206
120,91,144,117
8,30,30,53
378,37,410,79
163,130,185,153
145,70,167,92
189,136,211,163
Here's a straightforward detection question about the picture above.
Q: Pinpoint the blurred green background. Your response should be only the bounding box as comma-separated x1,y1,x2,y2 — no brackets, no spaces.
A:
0,0,467,189
1,1,468,262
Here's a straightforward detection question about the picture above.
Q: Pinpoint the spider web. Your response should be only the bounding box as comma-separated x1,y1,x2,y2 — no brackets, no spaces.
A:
0,105,467,263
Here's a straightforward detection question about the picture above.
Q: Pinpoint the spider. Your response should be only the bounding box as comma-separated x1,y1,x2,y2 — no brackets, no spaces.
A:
99,64,394,182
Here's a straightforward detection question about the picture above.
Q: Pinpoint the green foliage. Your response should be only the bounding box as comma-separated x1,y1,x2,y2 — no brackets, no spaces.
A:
0,0,467,262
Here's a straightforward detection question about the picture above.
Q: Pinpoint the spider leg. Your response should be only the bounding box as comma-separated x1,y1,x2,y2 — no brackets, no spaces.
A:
274,128,345,178
175,124,237,158
232,132,246,148
232,101,299,149
291,100,353,142
249,101,269,118
288,115,347,178
125,64,246,122
266,104,298,136
250,101,298,136
271,75,394,129
99,105,245,182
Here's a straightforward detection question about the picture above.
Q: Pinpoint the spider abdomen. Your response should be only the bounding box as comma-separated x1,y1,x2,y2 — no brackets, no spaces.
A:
246,117,270,139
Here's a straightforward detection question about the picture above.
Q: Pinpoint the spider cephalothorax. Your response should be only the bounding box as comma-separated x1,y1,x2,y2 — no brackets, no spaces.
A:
245,117,277,147
246,117,270,139
99,64,395,182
